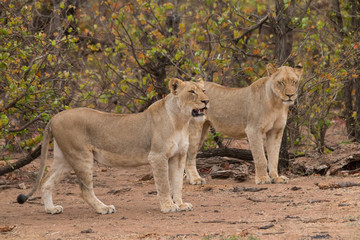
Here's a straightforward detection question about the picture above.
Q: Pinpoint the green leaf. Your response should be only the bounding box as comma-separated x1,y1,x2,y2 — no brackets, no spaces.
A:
0,62,8,71
41,113,50,122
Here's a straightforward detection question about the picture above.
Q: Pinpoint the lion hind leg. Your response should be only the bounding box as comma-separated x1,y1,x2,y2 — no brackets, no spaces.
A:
70,155,115,214
79,182,116,214
41,142,72,214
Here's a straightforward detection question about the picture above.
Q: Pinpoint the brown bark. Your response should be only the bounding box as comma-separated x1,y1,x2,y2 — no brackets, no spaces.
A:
0,145,41,176
197,148,253,162
350,0,360,141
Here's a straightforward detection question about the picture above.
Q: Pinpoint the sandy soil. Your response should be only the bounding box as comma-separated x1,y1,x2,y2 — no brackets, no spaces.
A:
1,159,360,240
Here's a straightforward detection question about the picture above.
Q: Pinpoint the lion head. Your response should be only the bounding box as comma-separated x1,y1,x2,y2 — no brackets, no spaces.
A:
168,78,209,117
267,64,303,105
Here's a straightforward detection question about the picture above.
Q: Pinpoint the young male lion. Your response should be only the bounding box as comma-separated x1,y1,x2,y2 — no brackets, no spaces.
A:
186,64,303,185
17,78,209,214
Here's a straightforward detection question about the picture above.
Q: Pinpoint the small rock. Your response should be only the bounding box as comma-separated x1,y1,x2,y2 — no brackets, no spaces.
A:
107,187,131,195
81,228,94,234
139,173,153,181
338,203,351,207
290,186,302,191
203,186,213,192
18,183,27,190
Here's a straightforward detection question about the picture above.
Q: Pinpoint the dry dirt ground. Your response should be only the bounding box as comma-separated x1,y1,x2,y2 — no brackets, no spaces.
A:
1,159,360,240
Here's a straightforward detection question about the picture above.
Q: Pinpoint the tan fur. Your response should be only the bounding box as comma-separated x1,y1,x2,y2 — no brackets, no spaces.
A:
186,64,303,185
25,78,208,214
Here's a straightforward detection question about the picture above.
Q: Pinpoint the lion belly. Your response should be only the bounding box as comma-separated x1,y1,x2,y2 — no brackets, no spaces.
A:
211,121,247,139
93,148,150,168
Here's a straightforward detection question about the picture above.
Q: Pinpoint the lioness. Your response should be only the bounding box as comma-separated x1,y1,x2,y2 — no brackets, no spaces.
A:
17,78,209,214
186,64,303,185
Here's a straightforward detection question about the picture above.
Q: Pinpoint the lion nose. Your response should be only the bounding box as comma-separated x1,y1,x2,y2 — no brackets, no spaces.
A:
286,94,294,98
202,100,209,105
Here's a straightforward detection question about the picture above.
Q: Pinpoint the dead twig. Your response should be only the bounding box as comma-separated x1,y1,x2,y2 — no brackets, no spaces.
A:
246,197,265,202
0,225,16,233
315,181,360,190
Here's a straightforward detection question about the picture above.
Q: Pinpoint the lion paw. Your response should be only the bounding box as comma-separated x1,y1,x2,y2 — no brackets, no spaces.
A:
272,175,289,184
46,205,64,214
160,202,180,213
255,175,272,185
189,177,206,185
97,205,116,214
179,202,193,211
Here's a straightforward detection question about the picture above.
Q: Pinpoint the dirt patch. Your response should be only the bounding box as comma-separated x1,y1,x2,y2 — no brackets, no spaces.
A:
1,160,360,240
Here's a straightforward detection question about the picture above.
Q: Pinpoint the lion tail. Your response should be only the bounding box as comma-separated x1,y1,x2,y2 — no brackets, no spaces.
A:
17,119,53,204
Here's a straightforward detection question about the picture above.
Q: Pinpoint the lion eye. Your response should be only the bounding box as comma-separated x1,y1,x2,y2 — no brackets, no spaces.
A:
189,90,196,94
278,81,284,86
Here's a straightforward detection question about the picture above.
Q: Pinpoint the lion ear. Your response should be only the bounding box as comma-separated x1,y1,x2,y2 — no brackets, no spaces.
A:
266,63,277,76
294,63,304,77
169,78,184,95
197,78,205,88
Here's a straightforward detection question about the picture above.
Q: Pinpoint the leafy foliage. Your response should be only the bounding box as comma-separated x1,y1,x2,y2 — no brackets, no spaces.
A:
0,0,360,167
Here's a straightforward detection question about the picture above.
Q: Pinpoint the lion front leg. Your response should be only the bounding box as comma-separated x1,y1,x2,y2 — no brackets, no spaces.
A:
246,127,271,184
148,152,180,213
186,145,204,185
266,128,289,184
169,153,193,212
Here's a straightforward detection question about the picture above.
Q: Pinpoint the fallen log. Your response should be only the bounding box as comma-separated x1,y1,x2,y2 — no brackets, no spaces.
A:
196,156,252,170
326,153,360,175
0,145,41,176
291,143,360,176
197,148,253,161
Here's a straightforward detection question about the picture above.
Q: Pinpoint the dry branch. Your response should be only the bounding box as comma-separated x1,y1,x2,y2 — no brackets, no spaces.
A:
0,145,41,176
315,181,360,190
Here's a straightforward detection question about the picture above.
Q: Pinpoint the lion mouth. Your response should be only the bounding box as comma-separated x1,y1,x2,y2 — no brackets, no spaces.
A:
192,107,207,117
282,99,294,105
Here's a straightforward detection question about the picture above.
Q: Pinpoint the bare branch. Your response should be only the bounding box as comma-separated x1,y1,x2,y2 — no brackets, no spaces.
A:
233,13,269,45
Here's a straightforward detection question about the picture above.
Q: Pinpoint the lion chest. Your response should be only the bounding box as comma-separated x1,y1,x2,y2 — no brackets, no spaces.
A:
262,110,287,135
167,130,189,157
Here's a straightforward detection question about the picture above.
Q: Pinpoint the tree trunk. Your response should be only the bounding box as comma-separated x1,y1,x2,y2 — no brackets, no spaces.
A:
338,0,360,141
350,0,360,141
270,0,296,161
354,77,360,141
273,0,295,66
344,79,355,138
